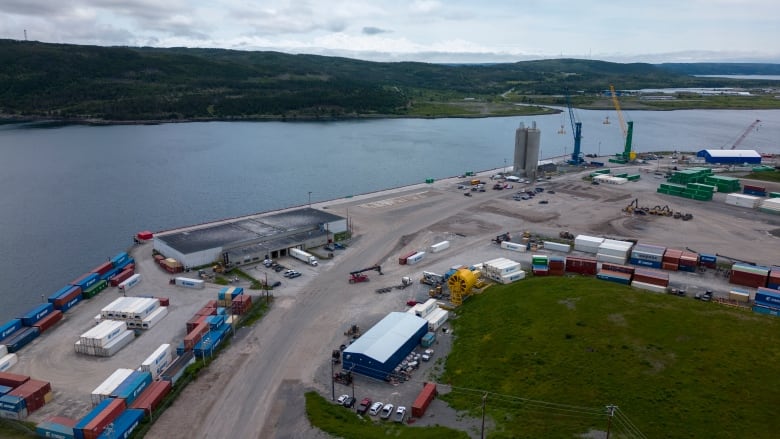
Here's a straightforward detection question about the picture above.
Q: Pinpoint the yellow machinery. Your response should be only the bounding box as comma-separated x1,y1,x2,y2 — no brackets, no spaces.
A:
609,85,636,162
448,268,478,306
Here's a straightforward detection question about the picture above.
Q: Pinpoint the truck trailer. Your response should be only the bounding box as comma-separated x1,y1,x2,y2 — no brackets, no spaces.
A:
289,248,318,266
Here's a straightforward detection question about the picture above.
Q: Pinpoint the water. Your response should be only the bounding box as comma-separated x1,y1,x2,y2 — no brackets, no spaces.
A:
1,110,779,321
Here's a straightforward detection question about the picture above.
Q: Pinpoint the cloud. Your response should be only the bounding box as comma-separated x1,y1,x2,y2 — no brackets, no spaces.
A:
362,26,389,35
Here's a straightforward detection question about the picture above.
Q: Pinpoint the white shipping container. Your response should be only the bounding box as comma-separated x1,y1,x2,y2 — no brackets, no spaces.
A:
631,280,667,294
500,241,526,252
118,273,142,291
80,320,127,347
0,345,6,358
97,330,135,357
0,353,18,372
726,193,760,208
131,298,160,320
597,253,628,265
415,299,438,318
140,306,168,329
175,277,205,289
101,297,131,318
500,271,526,284
406,251,426,265
542,241,571,253
729,290,750,303
91,368,135,406
575,235,604,246
598,247,631,259
485,260,521,275
141,344,173,379
601,239,634,250
430,240,450,253
425,308,449,331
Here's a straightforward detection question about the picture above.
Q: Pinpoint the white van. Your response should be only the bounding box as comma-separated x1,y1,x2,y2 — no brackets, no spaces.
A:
505,176,520,182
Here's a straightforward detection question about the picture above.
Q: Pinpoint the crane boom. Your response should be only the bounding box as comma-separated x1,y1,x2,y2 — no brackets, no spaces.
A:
609,85,634,162
564,88,583,164
609,85,627,137
730,119,761,149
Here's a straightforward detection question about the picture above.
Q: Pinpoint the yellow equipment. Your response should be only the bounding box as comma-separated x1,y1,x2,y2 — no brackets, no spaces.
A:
609,85,636,162
448,268,478,306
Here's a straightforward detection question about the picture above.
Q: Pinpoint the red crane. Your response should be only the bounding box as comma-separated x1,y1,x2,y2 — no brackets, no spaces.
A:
730,119,761,149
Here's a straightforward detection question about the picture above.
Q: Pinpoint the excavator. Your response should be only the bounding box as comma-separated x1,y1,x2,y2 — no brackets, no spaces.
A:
348,265,383,284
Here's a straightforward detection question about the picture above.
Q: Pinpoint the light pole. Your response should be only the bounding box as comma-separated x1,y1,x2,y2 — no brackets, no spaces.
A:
503,158,507,174
598,141,601,157
308,191,312,207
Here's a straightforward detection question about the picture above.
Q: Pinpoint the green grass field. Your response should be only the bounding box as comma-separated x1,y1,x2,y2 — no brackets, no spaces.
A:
743,171,780,183
440,277,780,438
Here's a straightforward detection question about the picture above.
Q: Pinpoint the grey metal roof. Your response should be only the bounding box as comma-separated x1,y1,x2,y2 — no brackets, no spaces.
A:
343,312,428,363
156,207,344,255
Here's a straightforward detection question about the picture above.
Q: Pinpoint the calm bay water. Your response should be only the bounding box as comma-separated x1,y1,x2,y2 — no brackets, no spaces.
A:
1,109,779,321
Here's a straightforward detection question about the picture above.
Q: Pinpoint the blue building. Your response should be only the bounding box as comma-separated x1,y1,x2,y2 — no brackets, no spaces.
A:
696,149,761,165
342,312,428,381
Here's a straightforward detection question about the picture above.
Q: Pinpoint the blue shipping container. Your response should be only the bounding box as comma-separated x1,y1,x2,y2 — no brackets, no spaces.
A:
58,294,83,313
100,267,121,282
0,394,26,412
753,305,780,317
0,385,12,395
20,302,54,326
767,282,780,290
111,252,129,269
71,273,99,291
755,288,780,309
216,307,227,316
629,258,662,269
5,326,40,353
0,319,22,340
596,272,632,285
206,315,225,329
678,265,697,273
116,257,135,271
36,420,75,439
111,371,152,405
49,285,79,301
96,409,144,439
74,398,115,438
700,254,717,263
176,341,185,356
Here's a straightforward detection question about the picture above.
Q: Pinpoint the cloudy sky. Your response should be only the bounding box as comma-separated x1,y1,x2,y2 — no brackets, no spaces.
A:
1,0,777,63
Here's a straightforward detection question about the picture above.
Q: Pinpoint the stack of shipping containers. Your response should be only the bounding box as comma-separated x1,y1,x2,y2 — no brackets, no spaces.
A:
531,255,549,276
75,320,135,357
678,251,700,272
597,239,633,265
565,256,598,275
482,258,525,284
629,244,665,268
548,256,565,276
631,268,670,293
0,371,52,420
574,235,603,254
662,249,682,271
729,263,769,288
759,198,780,215
754,288,780,317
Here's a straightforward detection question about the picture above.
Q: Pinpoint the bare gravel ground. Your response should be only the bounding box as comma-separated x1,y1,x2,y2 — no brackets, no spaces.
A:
14,159,779,438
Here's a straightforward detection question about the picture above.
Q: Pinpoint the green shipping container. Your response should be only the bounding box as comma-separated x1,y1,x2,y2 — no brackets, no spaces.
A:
82,279,108,299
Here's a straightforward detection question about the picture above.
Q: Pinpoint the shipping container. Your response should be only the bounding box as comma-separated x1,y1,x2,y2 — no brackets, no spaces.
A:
600,263,635,275
90,262,114,276
184,322,208,351
48,285,83,309
140,344,172,380
174,277,205,289
411,382,437,418
111,371,152,405
129,380,172,416
424,308,449,332
74,397,125,439
430,241,450,253
140,306,168,329
137,231,154,240
574,235,604,253
728,289,750,303
500,241,526,252
542,241,571,253
9,378,51,414
755,287,780,309
95,408,144,439
111,252,129,269
20,303,55,327
406,251,426,265
117,274,142,292
662,262,679,271
99,267,121,282
0,394,26,419
0,354,18,372
630,243,666,263
32,310,63,334
75,330,134,357
532,265,549,276
596,252,628,265
160,351,195,385
110,269,134,287
596,270,632,285
36,419,76,439
500,271,526,283
421,332,436,348
0,320,22,340
81,280,108,299
0,371,30,388
632,268,670,287
730,270,768,289
91,369,134,406
565,257,598,275
80,320,127,347
71,273,99,291
663,249,683,263
4,327,39,353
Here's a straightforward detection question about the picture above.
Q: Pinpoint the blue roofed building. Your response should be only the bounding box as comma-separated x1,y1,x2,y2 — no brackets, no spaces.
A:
342,312,428,381
696,149,761,165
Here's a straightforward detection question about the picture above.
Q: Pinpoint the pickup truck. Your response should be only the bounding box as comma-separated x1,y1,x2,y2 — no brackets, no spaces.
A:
356,398,372,415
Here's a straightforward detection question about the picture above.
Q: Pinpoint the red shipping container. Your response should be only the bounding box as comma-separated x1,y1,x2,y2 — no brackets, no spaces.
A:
33,310,63,334
48,416,78,427
90,261,114,276
0,371,30,388
110,269,133,287
81,398,126,439
158,297,170,307
129,380,172,416
9,379,51,414
549,268,565,276
398,250,417,265
52,286,82,309
186,315,208,334
154,255,165,262
205,300,218,308
411,382,437,418
663,249,683,264
124,263,135,273
184,322,208,350
565,257,598,275
196,306,217,317
601,263,635,275
730,271,767,288
662,262,678,271
633,269,670,287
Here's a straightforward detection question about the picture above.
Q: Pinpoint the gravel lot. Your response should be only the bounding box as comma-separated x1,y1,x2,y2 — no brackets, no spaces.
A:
14,157,780,438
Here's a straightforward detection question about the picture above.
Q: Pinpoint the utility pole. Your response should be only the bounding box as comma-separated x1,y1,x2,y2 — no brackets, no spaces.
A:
480,393,488,439
308,191,312,208
265,273,269,305
330,359,335,401
605,405,617,439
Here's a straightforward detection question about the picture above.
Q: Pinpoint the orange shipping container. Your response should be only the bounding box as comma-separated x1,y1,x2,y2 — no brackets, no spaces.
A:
411,382,437,418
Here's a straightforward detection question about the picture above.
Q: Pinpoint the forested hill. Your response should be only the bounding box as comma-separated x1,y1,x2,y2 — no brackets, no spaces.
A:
0,39,767,121
658,63,780,75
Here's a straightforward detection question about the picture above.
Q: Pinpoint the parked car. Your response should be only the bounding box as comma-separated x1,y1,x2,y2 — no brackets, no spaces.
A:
357,398,372,415
270,281,282,288
380,404,394,420
394,406,407,423
539,200,549,204
324,244,335,252
369,402,384,416
342,396,356,408
288,272,302,279
337,394,349,405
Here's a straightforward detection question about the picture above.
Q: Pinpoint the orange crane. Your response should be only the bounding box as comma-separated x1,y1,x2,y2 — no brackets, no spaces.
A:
730,119,761,149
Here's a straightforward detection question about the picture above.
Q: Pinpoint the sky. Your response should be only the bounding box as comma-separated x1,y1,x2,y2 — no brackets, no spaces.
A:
1,0,778,64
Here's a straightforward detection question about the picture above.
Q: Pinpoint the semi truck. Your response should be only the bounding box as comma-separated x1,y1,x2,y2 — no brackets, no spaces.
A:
289,248,318,266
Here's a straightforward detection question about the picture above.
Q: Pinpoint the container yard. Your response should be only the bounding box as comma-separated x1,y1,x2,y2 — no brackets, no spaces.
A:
0,156,779,439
